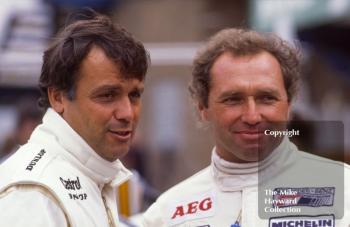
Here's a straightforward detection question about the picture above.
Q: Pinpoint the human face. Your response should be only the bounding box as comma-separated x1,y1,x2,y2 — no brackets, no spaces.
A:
60,46,144,161
199,51,290,163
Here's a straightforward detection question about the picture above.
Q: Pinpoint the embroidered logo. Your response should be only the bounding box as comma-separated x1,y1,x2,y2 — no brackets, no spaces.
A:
166,190,216,226
26,149,46,171
69,193,87,200
60,176,87,200
171,197,213,219
60,177,81,190
273,187,335,208
269,214,335,227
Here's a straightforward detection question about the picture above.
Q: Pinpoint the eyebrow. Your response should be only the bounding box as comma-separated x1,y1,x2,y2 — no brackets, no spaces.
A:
136,86,145,94
90,84,145,95
255,89,281,97
90,85,123,95
219,88,281,99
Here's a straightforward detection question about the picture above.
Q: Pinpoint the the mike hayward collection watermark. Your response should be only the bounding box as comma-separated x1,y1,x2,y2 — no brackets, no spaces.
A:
263,188,301,214
264,129,300,138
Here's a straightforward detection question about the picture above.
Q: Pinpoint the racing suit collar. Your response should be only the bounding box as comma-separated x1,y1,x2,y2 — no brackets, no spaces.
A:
212,136,292,191
29,108,132,186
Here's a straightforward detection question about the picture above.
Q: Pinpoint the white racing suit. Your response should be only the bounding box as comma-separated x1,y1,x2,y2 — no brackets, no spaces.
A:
0,108,132,227
143,137,350,226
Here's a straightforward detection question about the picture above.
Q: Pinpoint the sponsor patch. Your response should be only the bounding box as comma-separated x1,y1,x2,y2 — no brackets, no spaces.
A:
60,176,87,200
269,214,335,227
26,149,46,171
273,187,334,208
166,190,216,226
60,177,82,190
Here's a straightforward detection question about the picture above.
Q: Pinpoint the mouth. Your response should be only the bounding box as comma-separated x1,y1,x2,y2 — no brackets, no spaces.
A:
234,130,264,140
108,129,132,141
237,130,262,134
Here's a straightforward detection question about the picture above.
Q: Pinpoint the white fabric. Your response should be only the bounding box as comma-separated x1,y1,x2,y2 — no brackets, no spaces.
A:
0,189,66,227
0,108,132,227
143,137,350,226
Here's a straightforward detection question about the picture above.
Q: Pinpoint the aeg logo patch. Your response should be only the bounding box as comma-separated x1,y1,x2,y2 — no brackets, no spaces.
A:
166,191,216,226
171,197,212,219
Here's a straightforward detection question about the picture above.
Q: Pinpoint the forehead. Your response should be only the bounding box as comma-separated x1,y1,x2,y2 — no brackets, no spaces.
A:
80,46,120,79
209,51,285,93
77,46,143,88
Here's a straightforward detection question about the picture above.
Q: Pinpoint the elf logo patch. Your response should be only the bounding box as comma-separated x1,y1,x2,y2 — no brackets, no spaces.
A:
166,191,216,226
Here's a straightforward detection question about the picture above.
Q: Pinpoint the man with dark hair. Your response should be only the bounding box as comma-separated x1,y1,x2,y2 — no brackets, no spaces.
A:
143,28,349,226
0,10,149,227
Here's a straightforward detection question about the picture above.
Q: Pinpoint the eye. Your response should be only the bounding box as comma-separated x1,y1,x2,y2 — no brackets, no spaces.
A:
97,91,116,102
222,96,243,105
258,95,277,104
129,90,142,102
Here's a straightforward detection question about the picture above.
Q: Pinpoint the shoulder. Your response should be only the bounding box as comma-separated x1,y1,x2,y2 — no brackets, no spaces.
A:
296,150,348,169
143,166,215,226
291,151,350,184
0,185,67,227
0,142,84,195
293,150,350,196
0,143,56,182
158,166,213,202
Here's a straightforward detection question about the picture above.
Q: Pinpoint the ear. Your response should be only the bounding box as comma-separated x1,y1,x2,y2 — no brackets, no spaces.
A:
47,87,65,114
197,102,210,121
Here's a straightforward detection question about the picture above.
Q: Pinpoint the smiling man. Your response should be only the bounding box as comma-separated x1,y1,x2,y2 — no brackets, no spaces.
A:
203,51,290,163
143,29,350,226
0,10,149,227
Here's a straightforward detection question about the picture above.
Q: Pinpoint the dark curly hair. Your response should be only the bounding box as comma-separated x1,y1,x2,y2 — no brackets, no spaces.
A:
189,28,301,108
39,9,150,109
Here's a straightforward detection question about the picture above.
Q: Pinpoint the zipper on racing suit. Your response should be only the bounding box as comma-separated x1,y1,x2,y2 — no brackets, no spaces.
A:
102,195,116,227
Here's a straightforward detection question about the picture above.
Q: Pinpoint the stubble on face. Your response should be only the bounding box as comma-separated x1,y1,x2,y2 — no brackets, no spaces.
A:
202,51,290,163
61,46,144,162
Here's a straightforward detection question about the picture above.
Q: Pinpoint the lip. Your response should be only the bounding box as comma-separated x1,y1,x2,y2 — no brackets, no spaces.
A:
234,131,264,140
108,130,132,142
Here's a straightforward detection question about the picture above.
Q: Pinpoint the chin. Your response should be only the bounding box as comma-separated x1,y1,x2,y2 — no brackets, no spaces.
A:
237,146,260,162
117,149,130,159
100,148,129,162
243,153,260,162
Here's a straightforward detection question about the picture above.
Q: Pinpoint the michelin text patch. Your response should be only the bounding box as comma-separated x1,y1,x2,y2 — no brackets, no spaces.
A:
269,214,334,227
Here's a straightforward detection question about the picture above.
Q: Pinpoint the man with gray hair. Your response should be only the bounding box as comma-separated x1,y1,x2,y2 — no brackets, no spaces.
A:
143,28,350,226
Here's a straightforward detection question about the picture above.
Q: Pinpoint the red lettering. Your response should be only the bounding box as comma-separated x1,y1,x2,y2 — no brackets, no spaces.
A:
187,201,199,214
171,197,212,219
171,206,185,219
199,197,212,211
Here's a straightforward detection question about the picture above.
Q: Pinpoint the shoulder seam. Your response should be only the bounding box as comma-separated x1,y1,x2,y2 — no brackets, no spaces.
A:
0,183,72,227
298,151,346,167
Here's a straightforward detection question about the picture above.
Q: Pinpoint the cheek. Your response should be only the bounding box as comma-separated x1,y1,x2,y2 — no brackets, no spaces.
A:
210,109,239,130
85,105,113,127
132,104,142,122
263,103,290,120
277,103,290,117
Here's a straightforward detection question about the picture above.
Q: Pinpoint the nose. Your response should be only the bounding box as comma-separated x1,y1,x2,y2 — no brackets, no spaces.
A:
114,97,133,123
241,98,261,126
